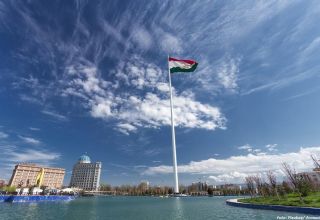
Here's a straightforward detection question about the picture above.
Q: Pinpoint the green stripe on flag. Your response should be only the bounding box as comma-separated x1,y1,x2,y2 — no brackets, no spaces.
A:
170,63,198,73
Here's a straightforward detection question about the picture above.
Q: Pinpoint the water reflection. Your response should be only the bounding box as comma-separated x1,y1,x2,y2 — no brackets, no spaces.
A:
25,203,39,219
172,198,185,220
0,196,314,220
64,197,98,220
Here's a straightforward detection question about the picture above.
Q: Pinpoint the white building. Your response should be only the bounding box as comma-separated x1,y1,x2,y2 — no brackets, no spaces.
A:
30,187,43,195
70,154,102,191
16,188,29,195
296,168,320,187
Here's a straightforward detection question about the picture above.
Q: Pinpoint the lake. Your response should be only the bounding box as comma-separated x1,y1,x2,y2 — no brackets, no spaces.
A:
0,196,316,220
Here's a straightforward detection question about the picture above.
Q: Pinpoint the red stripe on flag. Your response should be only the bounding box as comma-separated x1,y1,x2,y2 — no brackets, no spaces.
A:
169,57,196,65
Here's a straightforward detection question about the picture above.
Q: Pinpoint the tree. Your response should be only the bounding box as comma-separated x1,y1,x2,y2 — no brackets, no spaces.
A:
311,155,320,169
207,187,214,196
282,163,298,189
245,176,255,198
261,183,271,197
282,162,312,202
296,174,313,197
281,181,292,194
2,186,16,194
266,171,279,200
252,175,264,197
99,184,112,191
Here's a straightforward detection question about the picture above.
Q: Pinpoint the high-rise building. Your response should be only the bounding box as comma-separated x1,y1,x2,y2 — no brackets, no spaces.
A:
9,163,65,188
70,154,101,191
189,181,208,192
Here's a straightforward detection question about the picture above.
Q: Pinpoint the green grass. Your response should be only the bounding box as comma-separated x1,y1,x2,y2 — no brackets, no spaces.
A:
239,192,320,208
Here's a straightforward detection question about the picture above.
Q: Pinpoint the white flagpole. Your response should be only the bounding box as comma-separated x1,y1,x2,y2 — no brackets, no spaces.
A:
168,55,179,194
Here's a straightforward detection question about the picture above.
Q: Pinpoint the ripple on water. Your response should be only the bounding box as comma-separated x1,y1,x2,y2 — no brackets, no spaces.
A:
0,196,315,220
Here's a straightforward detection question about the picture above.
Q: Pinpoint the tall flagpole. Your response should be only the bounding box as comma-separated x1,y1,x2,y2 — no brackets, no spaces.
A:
168,55,179,194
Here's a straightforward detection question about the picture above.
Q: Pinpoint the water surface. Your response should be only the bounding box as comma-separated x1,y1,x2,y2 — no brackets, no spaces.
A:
0,196,316,220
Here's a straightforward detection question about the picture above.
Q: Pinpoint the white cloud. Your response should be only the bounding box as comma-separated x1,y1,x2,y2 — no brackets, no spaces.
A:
6,149,60,162
266,144,278,152
119,59,166,90
137,93,224,130
283,86,320,101
91,100,113,118
209,172,248,183
0,131,8,139
0,145,61,180
238,144,252,150
19,94,42,105
302,37,320,57
116,123,137,135
5,0,307,109
191,57,241,95
143,146,320,184
241,70,316,96
0,142,60,180
237,144,263,153
18,135,41,145
144,148,160,156
160,32,182,54
217,58,239,91
156,83,170,92
41,110,68,121
131,27,152,50
159,1,310,97
29,127,40,131
6,1,282,134
63,56,225,134
71,66,107,96
90,92,225,131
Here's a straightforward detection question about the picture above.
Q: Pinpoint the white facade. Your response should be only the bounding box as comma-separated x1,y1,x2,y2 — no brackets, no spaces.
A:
70,155,102,191
297,170,320,187
16,188,30,195
30,187,43,195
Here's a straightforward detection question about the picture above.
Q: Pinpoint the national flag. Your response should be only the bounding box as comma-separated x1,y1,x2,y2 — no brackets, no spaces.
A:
169,57,198,73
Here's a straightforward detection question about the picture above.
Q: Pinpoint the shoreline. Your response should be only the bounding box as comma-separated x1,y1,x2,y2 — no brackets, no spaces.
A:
0,195,75,203
226,198,320,215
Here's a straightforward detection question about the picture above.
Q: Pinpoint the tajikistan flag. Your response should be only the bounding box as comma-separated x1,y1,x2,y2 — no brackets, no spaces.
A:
169,57,198,73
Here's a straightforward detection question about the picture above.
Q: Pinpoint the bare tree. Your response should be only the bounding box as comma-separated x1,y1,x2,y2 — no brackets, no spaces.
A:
282,162,312,202
245,176,255,198
262,182,271,197
266,171,279,200
311,155,320,169
282,162,298,189
282,162,303,202
281,181,292,194
253,175,265,197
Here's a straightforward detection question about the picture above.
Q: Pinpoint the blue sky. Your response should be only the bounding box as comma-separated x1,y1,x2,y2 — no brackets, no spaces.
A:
1,0,320,186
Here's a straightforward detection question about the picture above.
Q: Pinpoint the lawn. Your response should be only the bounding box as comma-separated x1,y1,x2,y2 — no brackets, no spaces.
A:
239,192,320,208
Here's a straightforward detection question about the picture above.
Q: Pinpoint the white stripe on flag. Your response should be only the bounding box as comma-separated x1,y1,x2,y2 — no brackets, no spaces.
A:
169,61,193,69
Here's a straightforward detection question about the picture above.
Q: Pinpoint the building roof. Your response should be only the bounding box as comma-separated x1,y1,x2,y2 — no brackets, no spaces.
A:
79,154,91,163
15,163,65,171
